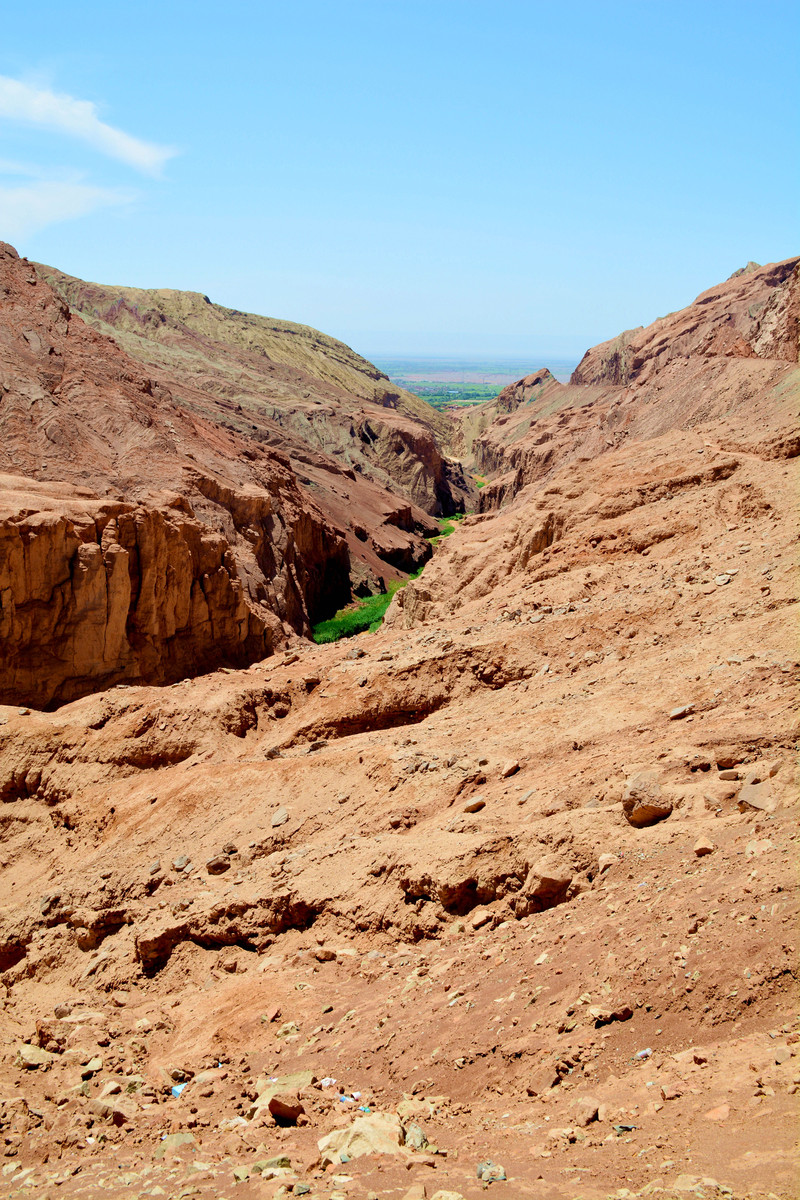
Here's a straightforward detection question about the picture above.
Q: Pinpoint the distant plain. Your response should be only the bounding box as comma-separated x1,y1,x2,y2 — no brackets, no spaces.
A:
375,355,579,408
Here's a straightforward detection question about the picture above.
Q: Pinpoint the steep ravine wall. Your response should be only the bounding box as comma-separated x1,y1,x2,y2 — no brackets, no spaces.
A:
0,479,290,708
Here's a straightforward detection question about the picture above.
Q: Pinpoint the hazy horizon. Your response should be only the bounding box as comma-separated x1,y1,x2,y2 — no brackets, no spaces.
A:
1,2,796,358
373,354,581,386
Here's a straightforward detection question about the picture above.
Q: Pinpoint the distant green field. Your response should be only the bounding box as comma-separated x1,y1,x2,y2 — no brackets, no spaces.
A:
396,382,501,410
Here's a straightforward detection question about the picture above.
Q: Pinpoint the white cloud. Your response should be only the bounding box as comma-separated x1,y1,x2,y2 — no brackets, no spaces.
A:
0,177,132,239
0,76,175,175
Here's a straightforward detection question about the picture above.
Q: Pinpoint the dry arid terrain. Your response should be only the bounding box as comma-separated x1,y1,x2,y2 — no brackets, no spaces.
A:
0,254,797,1200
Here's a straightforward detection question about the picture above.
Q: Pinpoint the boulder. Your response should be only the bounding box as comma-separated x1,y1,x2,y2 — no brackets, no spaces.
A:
738,779,777,813
572,1096,600,1126
90,1096,135,1125
15,1044,56,1069
268,1090,305,1124
246,1070,315,1121
206,855,231,875
622,772,673,826
318,1111,406,1166
522,855,573,908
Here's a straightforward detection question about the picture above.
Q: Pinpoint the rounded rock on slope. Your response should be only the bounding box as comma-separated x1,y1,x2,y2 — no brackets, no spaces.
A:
622,772,673,827
206,855,231,874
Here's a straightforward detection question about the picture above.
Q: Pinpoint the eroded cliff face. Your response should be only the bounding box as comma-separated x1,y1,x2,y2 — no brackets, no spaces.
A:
464,258,800,511
35,264,475,527
572,259,799,386
0,478,276,708
0,242,351,704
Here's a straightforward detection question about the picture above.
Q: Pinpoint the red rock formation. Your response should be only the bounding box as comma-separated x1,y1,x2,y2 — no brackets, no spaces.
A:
0,243,351,704
0,476,273,707
0,257,797,1198
571,257,799,384
35,262,474,552
463,258,799,510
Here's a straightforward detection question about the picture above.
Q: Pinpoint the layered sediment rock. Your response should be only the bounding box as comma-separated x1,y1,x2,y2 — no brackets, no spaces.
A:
35,263,475,537
461,258,799,510
0,477,276,707
0,243,350,703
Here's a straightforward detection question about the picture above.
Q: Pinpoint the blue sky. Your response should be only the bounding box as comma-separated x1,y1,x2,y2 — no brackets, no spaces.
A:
0,1,797,359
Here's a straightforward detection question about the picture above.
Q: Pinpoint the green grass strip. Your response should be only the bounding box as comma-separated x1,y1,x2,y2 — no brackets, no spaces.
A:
310,514,466,644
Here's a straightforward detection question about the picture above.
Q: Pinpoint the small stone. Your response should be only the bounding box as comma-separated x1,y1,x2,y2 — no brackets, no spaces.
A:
269,1091,305,1123
463,798,485,813
272,807,289,828
206,855,231,875
476,1159,507,1182
693,837,714,857
589,1004,633,1026
400,1185,427,1200
500,760,520,778
90,1096,135,1125
148,860,161,875
718,769,739,780
597,853,617,874
81,1056,103,1078
714,574,731,586
470,909,492,930
253,1155,292,1173
404,1122,428,1150
660,1083,683,1101
669,704,695,720
172,855,190,871
222,842,238,855
705,1099,734,1118
153,1131,198,1159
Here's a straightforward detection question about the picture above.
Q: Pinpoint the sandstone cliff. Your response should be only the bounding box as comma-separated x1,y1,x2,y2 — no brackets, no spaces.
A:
0,477,277,707
0,243,352,705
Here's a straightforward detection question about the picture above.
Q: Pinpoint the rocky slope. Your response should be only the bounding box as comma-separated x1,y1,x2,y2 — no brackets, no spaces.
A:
0,241,472,705
0,260,797,1199
459,259,799,510
35,265,474,546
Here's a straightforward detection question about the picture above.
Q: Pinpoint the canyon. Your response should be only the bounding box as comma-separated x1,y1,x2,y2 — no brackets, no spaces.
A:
0,252,797,1200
